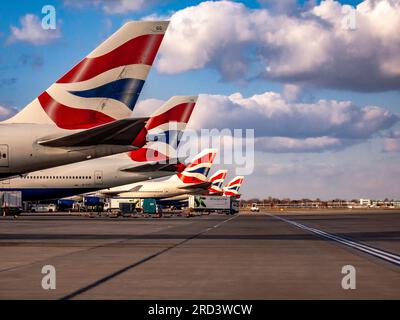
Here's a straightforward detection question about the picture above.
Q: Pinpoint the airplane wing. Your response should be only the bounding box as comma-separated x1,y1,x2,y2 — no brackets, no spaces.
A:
178,181,212,191
97,190,121,197
100,185,143,197
38,118,148,148
119,158,185,173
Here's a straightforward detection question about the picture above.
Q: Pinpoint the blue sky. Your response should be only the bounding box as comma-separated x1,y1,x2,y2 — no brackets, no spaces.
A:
0,0,399,199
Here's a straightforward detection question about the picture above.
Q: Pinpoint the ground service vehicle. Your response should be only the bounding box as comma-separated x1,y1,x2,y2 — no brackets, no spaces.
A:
188,195,239,215
104,198,159,215
0,191,22,216
104,198,139,212
30,203,57,213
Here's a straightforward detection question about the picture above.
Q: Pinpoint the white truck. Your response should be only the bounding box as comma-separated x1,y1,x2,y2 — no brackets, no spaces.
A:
104,198,160,215
250,203,260,212
104,198,139,213
188,195,239,215
30,203,57,213
1,191,22,216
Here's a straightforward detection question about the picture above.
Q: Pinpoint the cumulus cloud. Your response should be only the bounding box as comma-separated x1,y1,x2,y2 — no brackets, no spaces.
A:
157,0,400,91
0,105,17,121
8,14,60,45
157,1,256,80
283,84,303,102
136,91,399,153
132,98,164,117
191,92,399,139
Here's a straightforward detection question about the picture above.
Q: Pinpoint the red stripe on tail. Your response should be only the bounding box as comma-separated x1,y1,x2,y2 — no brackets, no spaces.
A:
227,178,243,187
128,148,168,162
186,153,216,168
38,91,115,129
210,172,227,181
176,174,206,184
57,34,164,84
146,102,196,131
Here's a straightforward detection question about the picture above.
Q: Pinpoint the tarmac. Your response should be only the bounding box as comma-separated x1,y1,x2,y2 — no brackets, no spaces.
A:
0,210,399,299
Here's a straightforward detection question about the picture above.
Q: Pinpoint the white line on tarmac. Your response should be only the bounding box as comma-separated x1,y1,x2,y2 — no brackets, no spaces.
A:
270,214,400,267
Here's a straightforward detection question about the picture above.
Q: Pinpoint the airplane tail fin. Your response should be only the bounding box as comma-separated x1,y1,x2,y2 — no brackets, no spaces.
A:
128,96,198,162
5,21,169,129
168,149,217,184
223,176,245,197
208,169,228,194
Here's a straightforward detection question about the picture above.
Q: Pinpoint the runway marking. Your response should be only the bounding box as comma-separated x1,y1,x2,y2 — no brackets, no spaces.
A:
60,215,237,300
270,214,400,267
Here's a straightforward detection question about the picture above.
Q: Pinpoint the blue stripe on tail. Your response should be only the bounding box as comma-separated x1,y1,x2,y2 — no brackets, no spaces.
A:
186,167,211,176
213,181,224,188
228,186,240,191
69,78,145,110
186,167,207,175
147,130,184,146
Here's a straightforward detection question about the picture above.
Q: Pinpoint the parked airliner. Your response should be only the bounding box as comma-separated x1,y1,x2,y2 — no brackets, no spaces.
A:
207,170,229,195
99,149,218,199
223,176,245,197
156,169,229,203
0,96,197,201
0,20,168,179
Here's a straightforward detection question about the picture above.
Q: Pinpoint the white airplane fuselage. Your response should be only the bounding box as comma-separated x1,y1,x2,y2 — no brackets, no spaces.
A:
0,124,133,179
0,152,175,201
101,179,205,200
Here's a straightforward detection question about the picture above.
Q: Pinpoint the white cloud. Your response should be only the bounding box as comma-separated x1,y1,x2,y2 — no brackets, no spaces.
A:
191,92,399,140
283,84,303,102
157,0,400,91
132,98,164,117
8,14,61,45
136,91,398,153
157,1,257,80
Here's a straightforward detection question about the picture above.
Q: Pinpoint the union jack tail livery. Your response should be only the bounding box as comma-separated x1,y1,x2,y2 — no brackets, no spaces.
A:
128,96,198,162
167,149,217,184
223,176,244,197
6,21,169,129
208,170,228,195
